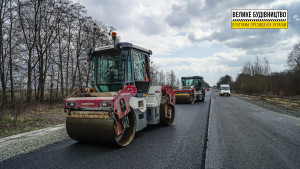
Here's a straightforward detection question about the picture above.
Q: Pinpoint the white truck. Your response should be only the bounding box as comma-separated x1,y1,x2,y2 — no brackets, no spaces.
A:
219,84,230,96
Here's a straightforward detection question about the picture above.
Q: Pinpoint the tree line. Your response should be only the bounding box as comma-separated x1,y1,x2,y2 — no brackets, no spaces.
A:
150,63,210,89
217,42,300,95
150,62,180,88
0,0,117,111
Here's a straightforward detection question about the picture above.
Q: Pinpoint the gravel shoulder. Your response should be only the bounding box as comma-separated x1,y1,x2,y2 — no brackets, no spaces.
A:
0,124,68,163
232,93,300,117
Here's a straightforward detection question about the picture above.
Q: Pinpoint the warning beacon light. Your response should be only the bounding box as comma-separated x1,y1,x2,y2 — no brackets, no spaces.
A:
112,32,117,45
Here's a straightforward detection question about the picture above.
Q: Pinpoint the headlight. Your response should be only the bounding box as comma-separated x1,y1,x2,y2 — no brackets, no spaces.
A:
67,102,76,107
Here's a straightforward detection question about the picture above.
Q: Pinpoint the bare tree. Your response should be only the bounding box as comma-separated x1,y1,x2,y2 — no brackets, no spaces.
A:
8,0,16,103
217,75,232,88
169,70,176,88
242,61,252,75
17,0,40,102
35,1,58,101
175,78,180,88
287,41,300,72
0,0,9,107
263,57,270,76
0,0,117,107
158,70,165,86
253,56,263,75
150,61,159,86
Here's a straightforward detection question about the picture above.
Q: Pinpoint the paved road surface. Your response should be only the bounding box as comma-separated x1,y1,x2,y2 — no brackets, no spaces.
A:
206,91,300,169
1,90,300,169
0,93,211,169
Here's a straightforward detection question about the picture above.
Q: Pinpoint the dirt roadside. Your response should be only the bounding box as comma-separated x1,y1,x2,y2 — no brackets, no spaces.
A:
232,93,300,117
0,103,65,139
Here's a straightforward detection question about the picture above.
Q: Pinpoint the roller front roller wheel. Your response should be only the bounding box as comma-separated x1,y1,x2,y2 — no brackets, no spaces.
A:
115,110,137,146
66,110,136,146
160,102,175,126
190,94,195,104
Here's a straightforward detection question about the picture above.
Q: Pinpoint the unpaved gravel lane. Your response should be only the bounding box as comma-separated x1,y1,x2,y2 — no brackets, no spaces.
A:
0,124,68,162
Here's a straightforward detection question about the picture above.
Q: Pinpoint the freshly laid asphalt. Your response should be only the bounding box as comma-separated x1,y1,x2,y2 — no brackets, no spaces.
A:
0,93,211,169
1,89,300,169
206,90,300,169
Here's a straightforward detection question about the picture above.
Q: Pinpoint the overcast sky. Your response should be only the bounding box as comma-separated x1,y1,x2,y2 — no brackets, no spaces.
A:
75,0,300,86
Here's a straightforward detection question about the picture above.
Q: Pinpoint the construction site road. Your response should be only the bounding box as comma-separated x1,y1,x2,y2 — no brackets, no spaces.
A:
206,90,300,169
1,89,299,169
0,93,211,169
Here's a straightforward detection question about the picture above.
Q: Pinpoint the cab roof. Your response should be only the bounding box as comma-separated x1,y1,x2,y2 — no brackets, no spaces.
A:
87,42,152,57
181,76,203,79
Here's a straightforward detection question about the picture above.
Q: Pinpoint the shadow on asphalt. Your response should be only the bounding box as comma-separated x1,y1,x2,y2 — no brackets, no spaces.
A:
66,141,119,152
65,123,176,150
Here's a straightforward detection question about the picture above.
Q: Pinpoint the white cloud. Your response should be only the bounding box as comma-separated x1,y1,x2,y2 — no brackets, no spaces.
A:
293,15,300,21
119,28,191,55
151,49,248,85
73,0,300,85
213,50,246,61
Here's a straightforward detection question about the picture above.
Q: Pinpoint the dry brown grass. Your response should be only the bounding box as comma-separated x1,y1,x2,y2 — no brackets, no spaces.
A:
233,92,300,117
0,102,65,138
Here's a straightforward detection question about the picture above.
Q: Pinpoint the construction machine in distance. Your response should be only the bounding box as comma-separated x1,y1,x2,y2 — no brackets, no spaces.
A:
174,76,206,104
64,32,175,146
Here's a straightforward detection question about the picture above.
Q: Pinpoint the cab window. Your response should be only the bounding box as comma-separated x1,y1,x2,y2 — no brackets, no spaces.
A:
132,50,149,81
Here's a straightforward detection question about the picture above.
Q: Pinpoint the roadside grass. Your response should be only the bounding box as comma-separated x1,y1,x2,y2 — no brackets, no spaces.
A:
0,126,40,138
0,103,65,139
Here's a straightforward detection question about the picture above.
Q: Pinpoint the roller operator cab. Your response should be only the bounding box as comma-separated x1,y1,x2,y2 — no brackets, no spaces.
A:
64,40,175,146
182,76,206,101
174,76,206,104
